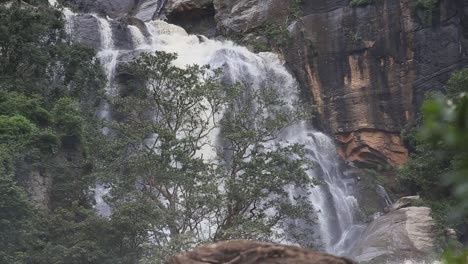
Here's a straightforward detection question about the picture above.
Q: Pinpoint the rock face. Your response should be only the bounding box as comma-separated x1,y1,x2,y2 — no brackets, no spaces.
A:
351,197,440,262
283,0,467,168
211,0,468,168
335,130,408,168
63,0,166,21
167,240,356,264
212,0,289,35
165,0,217,36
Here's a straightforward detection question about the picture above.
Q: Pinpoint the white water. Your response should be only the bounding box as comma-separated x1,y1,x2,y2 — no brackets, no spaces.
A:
58,3,365,255
129,20,364,254
281,124,365,253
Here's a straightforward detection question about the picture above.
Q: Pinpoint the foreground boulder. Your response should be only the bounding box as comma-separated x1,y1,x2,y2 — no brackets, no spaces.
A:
351,196,441,262
167,240,355,264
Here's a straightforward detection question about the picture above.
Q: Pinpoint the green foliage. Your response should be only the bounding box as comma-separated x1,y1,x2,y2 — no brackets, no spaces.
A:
0,2,106,263
290,0,304,19
0,2,64,92
0,171,34,264
398,68,468,262
411,0,439,25
443,247,468,264
98,51,315,262
350,0,373,8
446,68,468,98
0,91,51,125
0,114,37,142
247,0,304,50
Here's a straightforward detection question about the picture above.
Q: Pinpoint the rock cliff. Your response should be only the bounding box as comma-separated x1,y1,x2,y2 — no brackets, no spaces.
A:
210,0,468,169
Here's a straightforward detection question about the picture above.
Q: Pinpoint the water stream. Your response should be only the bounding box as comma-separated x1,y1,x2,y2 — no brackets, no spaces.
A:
50,0,365,257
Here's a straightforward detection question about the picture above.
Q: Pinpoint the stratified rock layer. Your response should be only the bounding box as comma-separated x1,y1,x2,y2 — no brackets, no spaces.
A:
167,240,356,264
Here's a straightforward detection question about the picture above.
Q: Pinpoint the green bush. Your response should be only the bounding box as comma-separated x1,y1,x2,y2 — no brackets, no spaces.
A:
350,0,373,7
0,91,52,126
411,0,439,25
52,97,83,138
0,115,37,142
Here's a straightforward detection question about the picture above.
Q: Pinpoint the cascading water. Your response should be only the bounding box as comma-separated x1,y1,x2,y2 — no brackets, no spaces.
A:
131,20,366,255
53,0,365,256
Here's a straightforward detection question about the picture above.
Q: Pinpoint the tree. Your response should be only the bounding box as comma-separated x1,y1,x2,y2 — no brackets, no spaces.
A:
397,68,468,262
0,2,108,263
100,51,315,262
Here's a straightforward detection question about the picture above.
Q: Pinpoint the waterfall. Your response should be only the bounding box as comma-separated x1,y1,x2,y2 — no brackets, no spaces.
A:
131,20,366,255
59,7,365,255
281,124,365,254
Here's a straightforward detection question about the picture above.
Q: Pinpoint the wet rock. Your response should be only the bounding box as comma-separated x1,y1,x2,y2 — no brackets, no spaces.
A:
165,0,217,37
134,0,165,21
167,240,356,264
62,0,135,18
73,14,101,50
352,197,441,262
212,0,289,35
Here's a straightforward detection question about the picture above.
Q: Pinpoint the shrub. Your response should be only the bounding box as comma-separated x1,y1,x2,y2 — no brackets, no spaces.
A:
350,0,373,7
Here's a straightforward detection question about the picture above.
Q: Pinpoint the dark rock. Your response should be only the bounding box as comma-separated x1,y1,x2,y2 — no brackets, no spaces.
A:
164,0,217,37
73,14,101,50
213,0,289,35
167,240,356,264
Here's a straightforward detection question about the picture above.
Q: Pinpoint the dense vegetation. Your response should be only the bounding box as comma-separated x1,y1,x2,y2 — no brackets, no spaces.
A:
0,2,315,263
1,0,467,264
0,1,108,263
395,68,468,261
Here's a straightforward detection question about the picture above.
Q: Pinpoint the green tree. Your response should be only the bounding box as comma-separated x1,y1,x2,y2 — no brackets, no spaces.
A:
0,2,108,263
398,68,468,262
99,51,315,263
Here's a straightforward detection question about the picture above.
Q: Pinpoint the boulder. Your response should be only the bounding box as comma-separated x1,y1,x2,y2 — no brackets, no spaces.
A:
351,197,440,262
167,240,356,264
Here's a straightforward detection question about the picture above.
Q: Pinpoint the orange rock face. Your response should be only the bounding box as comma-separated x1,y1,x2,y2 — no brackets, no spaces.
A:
335,129,408,168
167,240,356,264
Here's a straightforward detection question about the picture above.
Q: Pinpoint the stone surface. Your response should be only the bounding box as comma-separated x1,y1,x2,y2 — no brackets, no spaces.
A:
281,0,468,167
213,0,289,35
72,14,101,50
167,240,356,264
335,129,408,168
351,197,440,262
165,0,217,36
134,0,166,21
389,195,421,211
63,0,166,20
